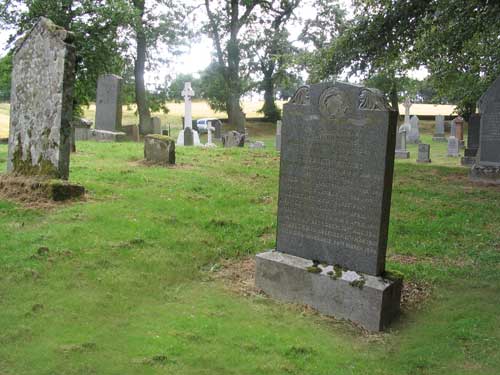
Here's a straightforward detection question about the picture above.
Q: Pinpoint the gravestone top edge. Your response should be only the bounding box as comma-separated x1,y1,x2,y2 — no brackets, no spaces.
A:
14,17,74,55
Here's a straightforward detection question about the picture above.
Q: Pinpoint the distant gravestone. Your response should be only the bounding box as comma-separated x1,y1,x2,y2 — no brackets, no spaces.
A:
407,115,420,144
151,117,161,134
450,119,456,137
471,76,500,184
184,127,194,146
433,115,446,142
222,131,245,148
144,135,175,165
276,120,282,151
256,83,402,332
7,18,76,180
462,114,480,166
447,136,459,157
402,97,412,128
417,144,431,163
249,141,265,149
395,124,410,159
454,116,465,148
95,74,122,132
213,120,222,139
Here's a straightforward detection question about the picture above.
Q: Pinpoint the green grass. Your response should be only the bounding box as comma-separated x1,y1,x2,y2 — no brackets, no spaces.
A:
0,123,499,374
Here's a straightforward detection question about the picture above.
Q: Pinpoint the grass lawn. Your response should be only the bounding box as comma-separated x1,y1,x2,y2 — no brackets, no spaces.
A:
1,122,499,374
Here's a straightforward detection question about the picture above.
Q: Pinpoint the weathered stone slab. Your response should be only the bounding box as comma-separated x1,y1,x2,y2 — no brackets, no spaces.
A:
184,127,194,146
89,129,126,142
7,17,76,180
395,126,410,159
72,118,92,141
144,135,175,165
277,82,397,276
152,117,162,134
447,136,459,157
276,120,282,151
222,131,245,148
255,251,402,332
417,144,431,163
471,76,500,184
407,115,420,144
249,141,265,149
213,120,222,139
121,124,140,142
433,115,446,142
95,74,122,132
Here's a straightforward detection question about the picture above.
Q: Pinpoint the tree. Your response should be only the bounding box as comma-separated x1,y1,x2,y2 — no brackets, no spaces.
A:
0,53,12,101
128,0,188,134
319,0,500,118
248,0,301,122
166,73,201,102
204,0,271,132
0,0,130,114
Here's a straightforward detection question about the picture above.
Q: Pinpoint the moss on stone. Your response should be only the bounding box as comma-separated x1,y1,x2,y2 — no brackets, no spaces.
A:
11,136,59,178
349,277,366,289
330,264,344,280
382,270,405,282
306,266,322,274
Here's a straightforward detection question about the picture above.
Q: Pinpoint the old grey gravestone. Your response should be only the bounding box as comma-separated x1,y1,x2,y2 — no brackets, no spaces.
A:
470,75,500,184
395,124,410,159
417,144,431,163
462,114,480,166
275,120,282,151
222,131,245,148
255,83,402,331
407,115,420,144
433,115,446,142
447,136,460,157
95,74,122,132
144,135,175,165
4,18,84,200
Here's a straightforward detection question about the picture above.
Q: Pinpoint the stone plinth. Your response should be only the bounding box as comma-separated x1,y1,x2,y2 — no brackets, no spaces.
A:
89,129,126,142
255,251,402,332
122,124,140,142
144,134,175,165
0,175,84,202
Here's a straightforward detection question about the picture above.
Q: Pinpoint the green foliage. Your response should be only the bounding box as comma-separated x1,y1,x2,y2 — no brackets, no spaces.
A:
0,53,11,101
320,0,500,117
199,63,229,113
166,74,201,102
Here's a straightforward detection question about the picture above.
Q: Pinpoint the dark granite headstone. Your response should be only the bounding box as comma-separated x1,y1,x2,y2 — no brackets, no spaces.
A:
471,76,500,184
462,114,480,165
184,127,194,146
417,144,431,163
213,121,222,139
276,82,397,276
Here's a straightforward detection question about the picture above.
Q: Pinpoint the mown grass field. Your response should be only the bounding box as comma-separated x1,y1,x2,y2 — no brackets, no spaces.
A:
0,121,499,374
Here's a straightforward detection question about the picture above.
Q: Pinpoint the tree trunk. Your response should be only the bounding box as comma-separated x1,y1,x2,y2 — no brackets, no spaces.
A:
227,93,245,133
389,79,399,114
261,70,280,122
133,0,152,135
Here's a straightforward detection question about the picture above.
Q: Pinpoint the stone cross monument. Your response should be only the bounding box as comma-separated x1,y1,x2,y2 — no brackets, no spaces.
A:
182,82,195,129
402,97,412,126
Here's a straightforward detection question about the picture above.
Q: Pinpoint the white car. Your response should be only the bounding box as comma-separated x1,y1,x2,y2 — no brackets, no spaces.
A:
196,118,221,134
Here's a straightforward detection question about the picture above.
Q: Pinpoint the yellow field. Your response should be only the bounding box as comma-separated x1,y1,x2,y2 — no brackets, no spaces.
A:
0,100,457,138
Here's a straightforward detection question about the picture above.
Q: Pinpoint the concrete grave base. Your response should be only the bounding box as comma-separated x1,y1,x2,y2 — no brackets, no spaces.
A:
0,175,85,201
255,251,402,332
395,150,410,159
461,156,476,166
470,164,500,185
432,136,447,142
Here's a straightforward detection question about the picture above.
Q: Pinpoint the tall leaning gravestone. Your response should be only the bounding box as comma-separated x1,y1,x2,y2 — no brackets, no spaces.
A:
470,75,500,184
255,82,402,331
4,18,84,199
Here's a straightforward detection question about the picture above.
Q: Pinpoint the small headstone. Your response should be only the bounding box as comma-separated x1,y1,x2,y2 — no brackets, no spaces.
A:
203,123,216,148
417,144,431,163
276,120,282,151
395,125,410,159
151,117,161,134
121,124,140,142
447,136,459,157
95,74,122,132
461,114,480,166
454,116,465,148
255,82,401,332
407,115,420,144
432,115,446,142
184,127,194,146
213,120,222,139
450,119,456,137
72,118,92,141
249,141,265,149
7,18,76,180
144,135,175,165
470,76,500,184
222,131,245,148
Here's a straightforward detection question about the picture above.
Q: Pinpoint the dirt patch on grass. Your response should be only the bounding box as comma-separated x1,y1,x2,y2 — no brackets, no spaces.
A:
0,174,85,209
389,253,473,268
